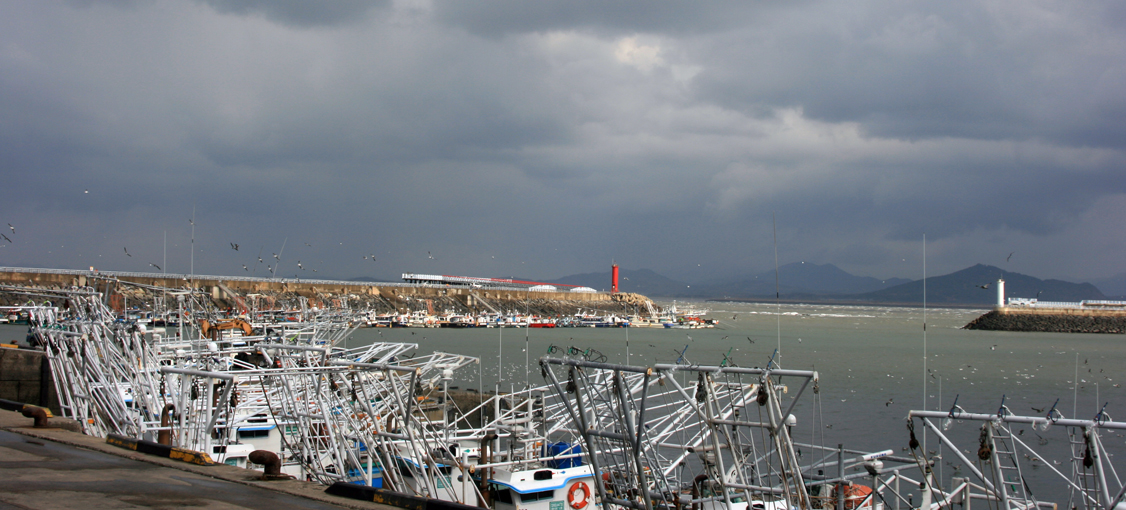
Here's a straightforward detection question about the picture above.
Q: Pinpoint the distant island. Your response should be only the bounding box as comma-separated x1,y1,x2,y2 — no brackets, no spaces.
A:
541,263,1110,306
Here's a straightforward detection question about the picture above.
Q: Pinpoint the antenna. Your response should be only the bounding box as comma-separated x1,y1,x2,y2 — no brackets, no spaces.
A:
773,213,781,365
190,205,195,284
272,238,288,279
922,234,927,453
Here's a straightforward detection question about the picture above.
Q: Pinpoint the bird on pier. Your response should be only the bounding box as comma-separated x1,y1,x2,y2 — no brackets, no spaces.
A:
124,247,132,257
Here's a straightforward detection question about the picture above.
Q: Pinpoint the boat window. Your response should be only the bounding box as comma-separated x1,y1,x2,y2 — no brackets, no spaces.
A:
533,470,553,480
239,429,270,438
520,490,555,502
493,488,514,504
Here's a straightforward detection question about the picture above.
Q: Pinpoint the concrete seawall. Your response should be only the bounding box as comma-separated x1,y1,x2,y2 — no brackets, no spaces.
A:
0,267,654,316
0,269,612,303
0,348,59,414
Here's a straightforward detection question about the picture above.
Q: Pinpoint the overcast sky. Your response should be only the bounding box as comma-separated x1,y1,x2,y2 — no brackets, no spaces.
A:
1,0,1123,285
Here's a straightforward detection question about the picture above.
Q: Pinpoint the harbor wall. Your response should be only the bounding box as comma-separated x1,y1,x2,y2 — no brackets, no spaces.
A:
0,269,615,303
964,308,1126,334
0,347,59,413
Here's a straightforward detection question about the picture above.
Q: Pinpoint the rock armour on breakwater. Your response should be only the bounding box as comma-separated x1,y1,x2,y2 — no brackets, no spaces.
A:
964,311,1126,334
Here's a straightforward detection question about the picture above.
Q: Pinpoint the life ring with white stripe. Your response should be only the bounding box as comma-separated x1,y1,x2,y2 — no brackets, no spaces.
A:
568,481,591,509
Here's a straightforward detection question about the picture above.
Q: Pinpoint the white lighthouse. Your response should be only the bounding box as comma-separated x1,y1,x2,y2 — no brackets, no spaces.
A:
996,279,1005,308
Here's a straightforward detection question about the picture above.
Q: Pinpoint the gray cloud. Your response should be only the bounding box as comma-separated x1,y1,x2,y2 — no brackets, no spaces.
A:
196,0,389,27
1,0,1123,285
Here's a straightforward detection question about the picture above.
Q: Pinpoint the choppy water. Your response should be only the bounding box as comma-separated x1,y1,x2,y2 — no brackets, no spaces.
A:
6,301,1122,504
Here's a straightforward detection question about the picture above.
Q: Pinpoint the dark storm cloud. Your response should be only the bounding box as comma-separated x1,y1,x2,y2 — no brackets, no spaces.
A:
196,0,389,27
1,0,1124,284
431,1,802,37
689,1,1126,148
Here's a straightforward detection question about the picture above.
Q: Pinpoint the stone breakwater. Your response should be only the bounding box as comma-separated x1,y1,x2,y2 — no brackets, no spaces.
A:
0,269,655,318
964,309,1126,334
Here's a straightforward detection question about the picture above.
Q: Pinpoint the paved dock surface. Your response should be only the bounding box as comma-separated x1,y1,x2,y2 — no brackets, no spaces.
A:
0,409,393,510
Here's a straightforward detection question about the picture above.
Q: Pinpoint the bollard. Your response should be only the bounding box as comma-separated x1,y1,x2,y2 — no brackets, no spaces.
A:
249,450,292,480
21,405,50,428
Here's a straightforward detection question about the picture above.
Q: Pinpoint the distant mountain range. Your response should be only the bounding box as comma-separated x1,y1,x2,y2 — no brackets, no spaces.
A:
544,263,1109,305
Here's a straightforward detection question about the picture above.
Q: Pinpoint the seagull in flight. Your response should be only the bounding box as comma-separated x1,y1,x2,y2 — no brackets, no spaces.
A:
230,242,239,251
885,398,894,406
747,336,755,344
272,253,279,261
6,223,13,234
242,264,248,271
124,247,132,257
1007,252,1013,262
149,263,161,271
428,251,434,260
0,233,10,243
977,283,990,289
257,256,264,263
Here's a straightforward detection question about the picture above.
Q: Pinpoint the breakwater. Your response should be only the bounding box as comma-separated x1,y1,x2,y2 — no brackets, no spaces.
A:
964,307,1126,334
0,267,653,317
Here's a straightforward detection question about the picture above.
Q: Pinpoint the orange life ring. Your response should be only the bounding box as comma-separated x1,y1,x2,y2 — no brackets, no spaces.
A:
568,481,591,509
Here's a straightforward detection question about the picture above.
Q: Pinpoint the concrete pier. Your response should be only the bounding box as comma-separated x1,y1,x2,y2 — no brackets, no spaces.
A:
0,408,394,510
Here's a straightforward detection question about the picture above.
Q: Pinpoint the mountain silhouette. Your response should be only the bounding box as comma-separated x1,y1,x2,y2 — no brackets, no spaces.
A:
546,263,1105,305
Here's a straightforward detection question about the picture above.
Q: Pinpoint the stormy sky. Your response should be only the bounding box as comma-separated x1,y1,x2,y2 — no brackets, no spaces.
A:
1,0,1123,285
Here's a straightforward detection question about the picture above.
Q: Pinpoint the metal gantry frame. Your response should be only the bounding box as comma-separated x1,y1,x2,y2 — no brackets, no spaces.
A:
539,356,826,510
907,408,1126,510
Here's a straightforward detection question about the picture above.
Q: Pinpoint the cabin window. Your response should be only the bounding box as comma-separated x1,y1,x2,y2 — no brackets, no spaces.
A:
520,490,555,502
239,429,270,438
533,470,553,480
493,488,514,504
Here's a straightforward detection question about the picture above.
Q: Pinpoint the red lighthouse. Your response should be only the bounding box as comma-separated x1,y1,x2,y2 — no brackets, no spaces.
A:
611,263,619,293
